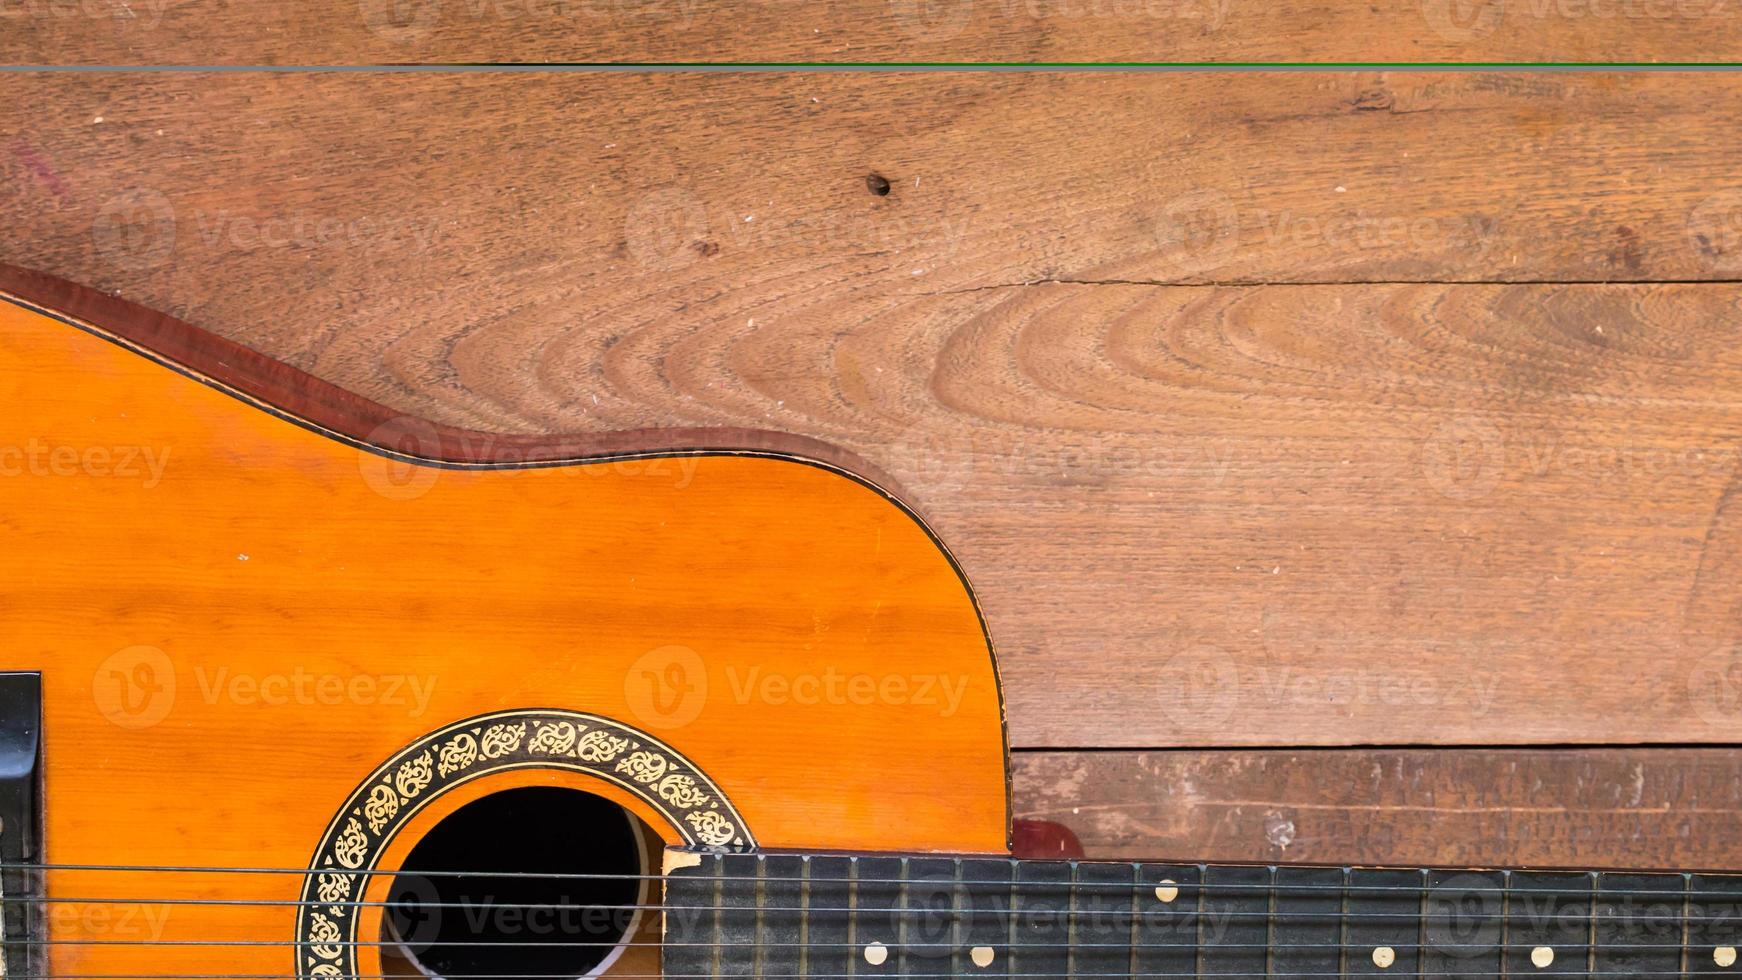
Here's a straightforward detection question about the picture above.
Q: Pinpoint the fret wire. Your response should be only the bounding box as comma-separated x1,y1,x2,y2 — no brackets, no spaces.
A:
1265,864,1275,980
754,854,767,980
1414,868,1427,980
799,855,811,980
846,857,858,980
948,859,962,980
1194,864,1205,980
1335,868,1347,980
1065,860,1077,980
1681,872,1694,980
895,857,908,980
1124,862,1138,980
1497,869,1510,980
710,853,724,980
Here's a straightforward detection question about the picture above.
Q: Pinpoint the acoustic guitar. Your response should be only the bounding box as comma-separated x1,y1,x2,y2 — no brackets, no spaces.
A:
0,264,1734,980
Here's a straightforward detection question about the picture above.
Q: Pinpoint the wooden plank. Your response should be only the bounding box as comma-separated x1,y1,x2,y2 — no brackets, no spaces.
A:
9,73,1742,748
8,0,1742,65
9,74,1742,292
1014,749,1742,868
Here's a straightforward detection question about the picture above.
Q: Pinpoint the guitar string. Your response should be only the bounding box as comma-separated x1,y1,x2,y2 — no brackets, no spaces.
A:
0,897,1718,923
0,938,1726,950
0,863,1724,902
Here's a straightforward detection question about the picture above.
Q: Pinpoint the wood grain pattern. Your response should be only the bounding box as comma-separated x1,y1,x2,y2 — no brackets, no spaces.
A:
7,0,1742,64
9,71,1742,748
0,264,899,480
1014,749,1742,869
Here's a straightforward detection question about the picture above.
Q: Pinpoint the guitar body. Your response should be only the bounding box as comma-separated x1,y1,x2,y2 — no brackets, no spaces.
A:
0,269,1009,980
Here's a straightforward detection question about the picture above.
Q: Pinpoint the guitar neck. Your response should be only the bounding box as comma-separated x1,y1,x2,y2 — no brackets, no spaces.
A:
663,851,1742,979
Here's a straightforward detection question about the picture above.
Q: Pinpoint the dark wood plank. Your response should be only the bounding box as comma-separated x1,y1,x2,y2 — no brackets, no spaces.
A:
9,0,1742,64
9,74,1740,297
1013,749,1742,868
10,73,1742,747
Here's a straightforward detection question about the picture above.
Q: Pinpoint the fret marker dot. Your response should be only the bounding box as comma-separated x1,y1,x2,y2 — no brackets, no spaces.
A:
864,943,889,966
1155,879,1179,903
1372,946,1396,969
971,946,996,968
1531,946,1554,969
1717,947,1737,968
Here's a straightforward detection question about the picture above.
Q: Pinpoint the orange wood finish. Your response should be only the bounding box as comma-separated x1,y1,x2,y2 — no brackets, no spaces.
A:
0,285,1010,979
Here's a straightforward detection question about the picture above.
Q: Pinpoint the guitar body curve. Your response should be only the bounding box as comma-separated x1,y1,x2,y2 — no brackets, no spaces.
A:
0,268,1008,980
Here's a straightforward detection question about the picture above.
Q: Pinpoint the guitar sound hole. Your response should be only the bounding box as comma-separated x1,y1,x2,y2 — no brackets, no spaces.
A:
383,787,648,980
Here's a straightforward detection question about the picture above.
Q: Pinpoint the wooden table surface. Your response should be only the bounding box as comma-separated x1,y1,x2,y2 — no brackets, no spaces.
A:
9,16,1742,868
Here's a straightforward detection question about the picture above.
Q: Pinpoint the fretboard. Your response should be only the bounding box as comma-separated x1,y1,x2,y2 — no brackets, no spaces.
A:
663,851,1742,979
